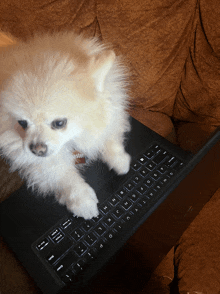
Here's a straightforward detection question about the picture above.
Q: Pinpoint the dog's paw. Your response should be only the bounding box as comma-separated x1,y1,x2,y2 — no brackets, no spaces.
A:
112,151,131,175
68,185,99,220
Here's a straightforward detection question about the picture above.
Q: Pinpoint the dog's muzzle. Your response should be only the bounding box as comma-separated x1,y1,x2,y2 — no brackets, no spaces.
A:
29,142,48,157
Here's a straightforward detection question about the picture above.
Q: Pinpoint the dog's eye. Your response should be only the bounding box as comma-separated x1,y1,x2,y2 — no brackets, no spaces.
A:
51,119,67,129
18,120,28,129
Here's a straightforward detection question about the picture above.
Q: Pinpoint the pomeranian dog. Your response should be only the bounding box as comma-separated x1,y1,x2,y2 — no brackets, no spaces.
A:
0,31,131,219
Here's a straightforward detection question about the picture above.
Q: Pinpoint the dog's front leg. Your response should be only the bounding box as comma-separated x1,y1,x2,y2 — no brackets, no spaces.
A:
53,162,99,220
101,139,131,175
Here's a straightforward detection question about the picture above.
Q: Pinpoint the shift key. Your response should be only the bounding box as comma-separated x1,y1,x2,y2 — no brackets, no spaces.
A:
54,251,78,276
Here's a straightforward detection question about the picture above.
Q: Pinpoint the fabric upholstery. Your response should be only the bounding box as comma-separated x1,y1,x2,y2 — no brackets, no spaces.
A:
173,0,220,128
97,0,197,116
0,0,97,40
173,188,220,294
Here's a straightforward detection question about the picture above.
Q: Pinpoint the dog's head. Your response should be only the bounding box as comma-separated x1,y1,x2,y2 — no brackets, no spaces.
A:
1,40,116,158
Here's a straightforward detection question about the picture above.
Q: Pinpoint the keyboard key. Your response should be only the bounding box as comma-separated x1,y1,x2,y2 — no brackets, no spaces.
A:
46,238,73,265
137,155,148,165
167,170,175,177
139,167,149,177
73,260,85,273
84,233,97,246
74,242,88,256
165,156,177,167
128,192,139,202
100,203,112,214
124,181,134,191
147,189,156,198
160,176,169,185
36,238,49,251
61,219,72,230
121,199,132,210
152,144,161,151
122,213,132,222
153,183,162,192
131,161,141,171
144,144,160,158
105,230,115,241
153,150,168,164
49,228,61,239
173,160,184,170
109,196,120,206
150,171,160,180
82,220,94,232
61,269,74,283
144,149,155,159
139,195,150,206
130,204,141,214
116,188,127,198
94,224,107,236
46,253,57,264
113,222,123,232
93,240,105,252
145,162,156,171
53,232,64,243
144,177,154,187
54,251,77,276
137,185,148,194
132,175,142,184
158,165,167,173
84,250,95,261
103,215,115,227
71,229,84,242
112,207,124,218
92,214,103,223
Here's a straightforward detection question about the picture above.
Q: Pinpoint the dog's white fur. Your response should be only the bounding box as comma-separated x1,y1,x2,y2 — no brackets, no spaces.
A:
0,32,131,219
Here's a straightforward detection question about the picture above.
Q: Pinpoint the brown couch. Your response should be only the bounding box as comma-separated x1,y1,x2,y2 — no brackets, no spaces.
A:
1,0,220,293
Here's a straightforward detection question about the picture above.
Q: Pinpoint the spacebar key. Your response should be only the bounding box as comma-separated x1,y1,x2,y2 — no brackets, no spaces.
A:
54,251,78,276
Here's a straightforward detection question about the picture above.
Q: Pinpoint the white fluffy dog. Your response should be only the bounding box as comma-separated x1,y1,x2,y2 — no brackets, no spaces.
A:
0,32,131,219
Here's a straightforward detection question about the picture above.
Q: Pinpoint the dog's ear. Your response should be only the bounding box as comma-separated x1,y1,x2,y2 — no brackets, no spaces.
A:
90,50,116,92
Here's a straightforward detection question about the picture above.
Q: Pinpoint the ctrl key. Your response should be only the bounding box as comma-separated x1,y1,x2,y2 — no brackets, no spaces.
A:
54,251,77,276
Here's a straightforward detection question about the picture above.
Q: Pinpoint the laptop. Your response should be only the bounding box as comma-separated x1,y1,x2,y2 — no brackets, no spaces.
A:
1,117,220,294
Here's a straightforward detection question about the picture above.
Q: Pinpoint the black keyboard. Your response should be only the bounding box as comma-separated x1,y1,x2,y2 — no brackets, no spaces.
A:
31,143,184,287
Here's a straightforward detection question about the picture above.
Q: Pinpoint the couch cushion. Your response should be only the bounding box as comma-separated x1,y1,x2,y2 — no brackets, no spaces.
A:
173,188,220,294
0,0,97,40
97,0,197,116
173,0,220,127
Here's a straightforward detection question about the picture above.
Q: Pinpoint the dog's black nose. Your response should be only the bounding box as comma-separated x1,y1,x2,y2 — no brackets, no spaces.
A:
29,142,48,157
